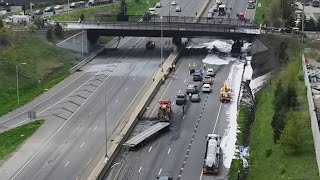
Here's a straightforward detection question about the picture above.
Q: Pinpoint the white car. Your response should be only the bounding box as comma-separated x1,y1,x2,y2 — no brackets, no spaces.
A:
202,84,212,93
156,2,162,8
175,6,181,12
206,68,215,76
209,8,214,13
54,5,63,10
171,1,177,6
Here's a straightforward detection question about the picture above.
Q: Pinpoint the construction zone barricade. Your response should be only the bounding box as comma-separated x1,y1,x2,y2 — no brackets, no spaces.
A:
123,122,170,150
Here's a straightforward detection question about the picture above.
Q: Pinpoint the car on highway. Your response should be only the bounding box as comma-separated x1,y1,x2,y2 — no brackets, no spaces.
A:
156,2,162,8
193,70,203,81
176,94,187,105
175,6,181,12
207,12,213,19
206,68,215,76
157,176,173,180
149,8,156,16
217,0,222,5
203,76,213,85
44,6,54,12
212,4,218,12
247,1,255,9
186,84,198,94
34,9,44,15
209,8,214,13
171,1,177,6
54,5,64,10
191,94,201,102
202,84,212,93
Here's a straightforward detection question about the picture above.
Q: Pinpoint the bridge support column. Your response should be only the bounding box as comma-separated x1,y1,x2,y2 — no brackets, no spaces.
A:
56,30,99,53
172,37,182,53
231,40,243,57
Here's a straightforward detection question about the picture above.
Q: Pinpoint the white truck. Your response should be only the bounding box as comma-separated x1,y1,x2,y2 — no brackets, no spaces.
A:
203,134,221,174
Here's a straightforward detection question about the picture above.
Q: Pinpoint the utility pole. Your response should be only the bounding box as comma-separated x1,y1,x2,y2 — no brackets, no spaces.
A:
16,63,27,105
302,0,305,44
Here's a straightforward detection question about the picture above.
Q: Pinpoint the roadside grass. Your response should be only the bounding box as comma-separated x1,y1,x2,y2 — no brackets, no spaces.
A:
255,0,268,25
0,120,44,162
247,39,318,179
127,0,159,15
50,4,120,21
0,32,77,116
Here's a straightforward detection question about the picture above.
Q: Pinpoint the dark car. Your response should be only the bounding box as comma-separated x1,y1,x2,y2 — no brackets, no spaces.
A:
191,93,201,102
44,6,54,12
186,84,198,94
158,176,173,180
34,9,44,15
176,93,187,105
193,70,203,81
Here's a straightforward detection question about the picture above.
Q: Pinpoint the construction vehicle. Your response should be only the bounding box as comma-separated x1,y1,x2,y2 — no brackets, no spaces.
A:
203,134,221,174
146,41,155,49
158,100,172,121
220,82,231,103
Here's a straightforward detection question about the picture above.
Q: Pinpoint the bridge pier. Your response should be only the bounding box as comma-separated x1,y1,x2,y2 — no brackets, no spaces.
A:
56,31,99,53
172,37,182,53
231,40,243,57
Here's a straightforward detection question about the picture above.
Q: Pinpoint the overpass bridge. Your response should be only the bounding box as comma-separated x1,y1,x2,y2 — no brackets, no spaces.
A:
56,15,260,53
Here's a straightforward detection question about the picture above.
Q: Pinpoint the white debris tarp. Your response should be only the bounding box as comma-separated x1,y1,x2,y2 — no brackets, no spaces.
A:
205,139,218,167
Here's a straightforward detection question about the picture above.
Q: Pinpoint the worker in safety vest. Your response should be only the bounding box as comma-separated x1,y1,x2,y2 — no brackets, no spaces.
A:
193,62,196,68
172,64,176,71
203,63,207,70
188,63,191,69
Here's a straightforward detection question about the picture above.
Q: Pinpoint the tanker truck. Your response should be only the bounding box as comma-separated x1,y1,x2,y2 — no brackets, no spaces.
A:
203,134,221,174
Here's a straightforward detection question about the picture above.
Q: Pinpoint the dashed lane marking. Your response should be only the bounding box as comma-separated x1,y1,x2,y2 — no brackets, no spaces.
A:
64,161,69,167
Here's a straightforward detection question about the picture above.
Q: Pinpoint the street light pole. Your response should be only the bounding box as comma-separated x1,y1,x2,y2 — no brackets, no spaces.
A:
160,16,163,72
302,0,305,44
81,22,84,60
104,77,108,158
67,0,70,21
16,63,27,105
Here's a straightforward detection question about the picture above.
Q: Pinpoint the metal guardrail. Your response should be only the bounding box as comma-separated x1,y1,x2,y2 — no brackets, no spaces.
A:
123,122,170,149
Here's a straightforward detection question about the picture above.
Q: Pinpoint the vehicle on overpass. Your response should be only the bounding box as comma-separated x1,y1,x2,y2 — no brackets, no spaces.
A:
203,134,221,174
157,176,173,180
175,6,181,12
158,100,172,121
218,4,226,16
220,82,231,103
149,7,157,16
146,40,155,49
88,0,112,6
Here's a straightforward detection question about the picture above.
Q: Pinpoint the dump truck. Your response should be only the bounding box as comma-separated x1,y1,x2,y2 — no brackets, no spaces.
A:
158,100,171,121
220,82,231,103
203,134,221,174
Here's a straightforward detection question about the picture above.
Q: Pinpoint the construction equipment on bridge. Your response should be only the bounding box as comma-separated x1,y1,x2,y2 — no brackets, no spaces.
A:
123,122,170,150
220,82,231,103
158,99,172,121
203,134,221,174
146,40,156,49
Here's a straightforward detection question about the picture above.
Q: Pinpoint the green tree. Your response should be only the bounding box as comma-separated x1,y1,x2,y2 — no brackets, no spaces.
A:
317,17,320,31
46,27,53,43
0,20,4,31
54,23,63,38
268,0,282,27
34,19,44,29
80,13,85,21
119,0,127,15
280,112,306,154
272,109,286,143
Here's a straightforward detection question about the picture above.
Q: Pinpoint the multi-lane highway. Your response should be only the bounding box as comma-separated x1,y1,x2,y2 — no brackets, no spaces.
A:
102,0,255,179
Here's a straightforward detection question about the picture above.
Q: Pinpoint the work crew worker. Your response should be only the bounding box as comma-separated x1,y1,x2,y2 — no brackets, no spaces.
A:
182,105,185,114
152,76,155,82
203,63,207,70
189,63,191,69
172,64,176,71
193,62,196,68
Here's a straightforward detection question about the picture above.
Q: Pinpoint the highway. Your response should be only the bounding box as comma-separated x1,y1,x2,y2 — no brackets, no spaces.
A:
102,0,255,179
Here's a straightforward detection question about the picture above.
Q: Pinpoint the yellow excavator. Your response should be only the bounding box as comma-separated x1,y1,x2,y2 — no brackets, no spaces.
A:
220,82,231,103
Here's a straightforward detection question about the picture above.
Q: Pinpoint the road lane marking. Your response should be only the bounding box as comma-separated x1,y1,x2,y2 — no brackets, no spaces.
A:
64,161,69,167
0,72,86,125
106,112,109,116
125,87,128,92
43,163,48,168
158,169,162,175
93,126,97,132
167,148,171,154
213,103,222,133
172,102,175,105
115,99,119,103
199,170,203,180
76,126,80,131
184,79,187,83
133,77,136,81
178,89,181,93
138,166,142,173
80,142,85,148
89,112,92,116
100,99,103,103
148,146,153,152
183,115,185,119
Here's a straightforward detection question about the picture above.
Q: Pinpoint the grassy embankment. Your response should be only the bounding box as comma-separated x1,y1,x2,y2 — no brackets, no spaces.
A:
0,32,77,116
0,120,44,162
255,0,268,25
247,39,318,179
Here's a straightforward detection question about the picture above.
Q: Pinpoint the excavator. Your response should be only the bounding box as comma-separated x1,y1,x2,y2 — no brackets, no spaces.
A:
220,82,231,103
158,99,172,121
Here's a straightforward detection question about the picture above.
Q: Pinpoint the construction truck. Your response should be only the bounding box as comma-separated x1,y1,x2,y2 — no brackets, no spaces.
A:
203,134,221,174
220,82,231,103
158,100,172,121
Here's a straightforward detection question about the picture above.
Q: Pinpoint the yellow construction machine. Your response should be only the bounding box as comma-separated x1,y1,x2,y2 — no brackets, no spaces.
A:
220,82,231,103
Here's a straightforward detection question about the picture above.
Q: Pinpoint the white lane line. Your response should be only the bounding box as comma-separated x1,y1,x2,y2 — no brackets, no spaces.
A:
89,112,92,116
115,99,119,104
125,87,128,92
213,103,222,133
100,99,103,103
183,115,185,119
75,126,80,131
172,102,175,105
64,161,69,167
138,166,143,173
199,170,203,180
158,169,162,175
93,126,98,132
106,112,109,116
80,142,85,148
184,79,187,83
167,148,171,154
43,163,48,168
178,89,181,93
148,146,153,152
0,72,86,125
133,77,136,81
